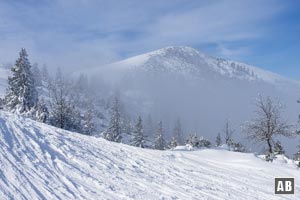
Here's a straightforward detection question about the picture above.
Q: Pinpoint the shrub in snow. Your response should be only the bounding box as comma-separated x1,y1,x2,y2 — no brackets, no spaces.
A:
230,142,246,153
273,140,285,155
186,134,211,148
35,98,49,123
168,137,178,150
186,133,200,148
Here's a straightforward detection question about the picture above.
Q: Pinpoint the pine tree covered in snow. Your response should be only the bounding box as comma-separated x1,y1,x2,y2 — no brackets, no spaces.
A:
215,133,222,146
5,48,38,114
82,107,95,136
154,121,166,150
130,116,146,148
35,98,49,123
103,96,122,142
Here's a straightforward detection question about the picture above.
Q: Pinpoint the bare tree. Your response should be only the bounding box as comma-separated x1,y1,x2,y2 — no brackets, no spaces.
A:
245,96,292,155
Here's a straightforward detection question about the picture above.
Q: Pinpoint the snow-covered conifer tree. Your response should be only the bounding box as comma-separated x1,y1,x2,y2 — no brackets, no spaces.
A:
103,96,122,142
130,116,146,148
154,121,166,150
215,133,222,146
82,107,95,135
5,48,38,113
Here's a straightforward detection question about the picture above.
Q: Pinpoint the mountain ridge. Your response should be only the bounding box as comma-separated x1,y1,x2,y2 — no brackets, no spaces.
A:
80,46,299,85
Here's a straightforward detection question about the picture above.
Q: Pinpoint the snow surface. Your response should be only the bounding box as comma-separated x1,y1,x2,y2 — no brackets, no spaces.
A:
0,111,299,200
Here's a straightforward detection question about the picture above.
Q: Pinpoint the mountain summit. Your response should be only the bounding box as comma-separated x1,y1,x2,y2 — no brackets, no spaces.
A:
87,46,297,86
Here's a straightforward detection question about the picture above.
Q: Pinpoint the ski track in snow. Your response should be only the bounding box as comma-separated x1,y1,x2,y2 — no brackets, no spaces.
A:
0,111,300,200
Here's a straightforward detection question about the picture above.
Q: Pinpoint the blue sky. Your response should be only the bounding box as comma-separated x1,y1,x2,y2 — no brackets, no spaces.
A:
0,0,299,79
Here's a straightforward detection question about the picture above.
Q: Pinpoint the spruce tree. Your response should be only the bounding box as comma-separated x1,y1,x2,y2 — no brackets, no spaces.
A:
82,107,95,135
5,48,38,113
130,116,146,148
154,121,166,150
103,96,122,142
215,133,222,146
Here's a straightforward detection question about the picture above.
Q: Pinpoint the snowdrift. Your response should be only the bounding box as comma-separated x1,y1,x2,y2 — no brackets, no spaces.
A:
0,111,299,199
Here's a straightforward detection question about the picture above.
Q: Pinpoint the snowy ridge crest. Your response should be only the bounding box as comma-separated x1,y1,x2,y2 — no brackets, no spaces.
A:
101,46,298,85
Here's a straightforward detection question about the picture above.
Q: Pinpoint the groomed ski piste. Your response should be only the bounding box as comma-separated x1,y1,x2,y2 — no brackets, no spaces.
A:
0,111,299,200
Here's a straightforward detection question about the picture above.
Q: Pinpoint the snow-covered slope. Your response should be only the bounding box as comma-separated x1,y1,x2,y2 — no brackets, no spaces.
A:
0,111,299,200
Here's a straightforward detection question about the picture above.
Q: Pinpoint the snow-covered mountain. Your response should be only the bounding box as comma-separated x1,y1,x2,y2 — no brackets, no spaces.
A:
0,111,299,200
77,46,300,154
85,46,299,85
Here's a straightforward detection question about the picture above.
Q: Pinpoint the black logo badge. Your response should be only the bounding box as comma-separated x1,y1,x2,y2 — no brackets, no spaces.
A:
275,178,294,194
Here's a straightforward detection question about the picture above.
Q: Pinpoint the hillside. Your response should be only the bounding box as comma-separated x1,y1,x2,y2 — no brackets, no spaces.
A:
74,46,300,155
0,111,299,200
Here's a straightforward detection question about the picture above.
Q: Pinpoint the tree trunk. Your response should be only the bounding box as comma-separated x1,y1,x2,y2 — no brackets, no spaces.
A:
267,138,272,154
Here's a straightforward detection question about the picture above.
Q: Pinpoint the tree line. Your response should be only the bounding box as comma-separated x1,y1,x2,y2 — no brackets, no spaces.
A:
1,48,300,165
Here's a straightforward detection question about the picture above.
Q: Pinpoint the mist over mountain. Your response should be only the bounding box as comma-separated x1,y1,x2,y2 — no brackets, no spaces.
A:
76,46,300,154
